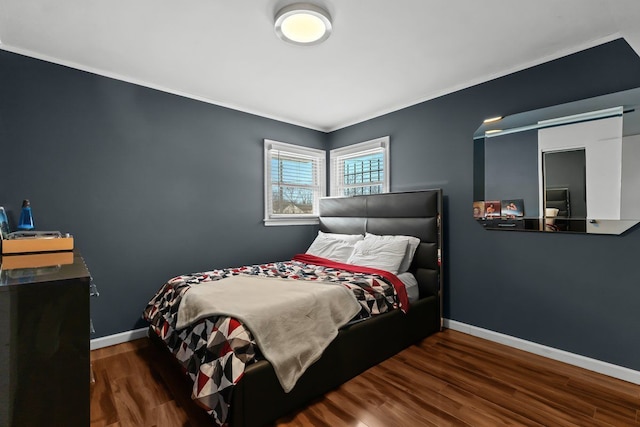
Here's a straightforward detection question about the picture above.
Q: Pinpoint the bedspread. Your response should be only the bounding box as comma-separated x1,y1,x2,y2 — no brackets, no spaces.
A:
142,255,405,426
176,275,361,393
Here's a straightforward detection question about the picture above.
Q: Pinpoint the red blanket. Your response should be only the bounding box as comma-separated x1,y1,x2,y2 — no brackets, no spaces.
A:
292,253,410,312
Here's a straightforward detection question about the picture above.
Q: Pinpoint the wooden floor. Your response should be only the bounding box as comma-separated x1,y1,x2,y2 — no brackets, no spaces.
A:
90,329,640,427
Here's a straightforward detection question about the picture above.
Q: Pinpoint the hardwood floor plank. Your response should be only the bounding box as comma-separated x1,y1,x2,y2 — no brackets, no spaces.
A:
90,330,640,427
91,339,150,362
362,368,467,427
140,344,214,426
437,383,546,426
90,364,119,427
111,373,158,426
432,339,572,388
420,343,605,426
593,407,640,426
372,361,529,427
311,381,439,427
423,341,601,421
439,331,640,400
515,389,611,427
566,376,640,413
153,400,192,427
324,385,400,427
564,362,640,401
306,399,362,426
406,346,525,403
410,339,602,426
422,331,638,426
99,347,138,382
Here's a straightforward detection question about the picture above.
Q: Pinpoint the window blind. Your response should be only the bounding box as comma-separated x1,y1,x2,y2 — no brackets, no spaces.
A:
330,137,389,196
264,140,325,224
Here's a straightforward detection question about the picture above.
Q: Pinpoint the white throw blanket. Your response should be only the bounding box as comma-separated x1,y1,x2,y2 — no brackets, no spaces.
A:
176,275,362,392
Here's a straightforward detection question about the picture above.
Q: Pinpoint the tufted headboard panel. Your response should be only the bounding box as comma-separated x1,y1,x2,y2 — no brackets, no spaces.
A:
319,190,443,302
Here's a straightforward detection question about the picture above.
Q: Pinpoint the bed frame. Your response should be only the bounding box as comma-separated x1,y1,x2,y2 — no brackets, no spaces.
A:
229,189,444,426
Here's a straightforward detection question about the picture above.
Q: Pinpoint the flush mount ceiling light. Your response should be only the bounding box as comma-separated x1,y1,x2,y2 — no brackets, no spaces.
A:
274,3,332,46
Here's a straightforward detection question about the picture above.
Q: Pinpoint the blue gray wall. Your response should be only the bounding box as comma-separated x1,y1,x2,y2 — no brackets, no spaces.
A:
328,39,640,371
484,130,539,216
2,38,639,372
0,51,325,337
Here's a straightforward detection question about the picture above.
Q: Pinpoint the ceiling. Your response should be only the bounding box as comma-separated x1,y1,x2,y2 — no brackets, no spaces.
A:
1,0,640,132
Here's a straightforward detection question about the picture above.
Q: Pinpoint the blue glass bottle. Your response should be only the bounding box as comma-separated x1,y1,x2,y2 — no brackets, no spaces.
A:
17,199,35,230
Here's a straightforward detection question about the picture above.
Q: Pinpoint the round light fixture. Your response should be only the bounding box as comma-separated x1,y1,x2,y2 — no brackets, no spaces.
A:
274,3,332,46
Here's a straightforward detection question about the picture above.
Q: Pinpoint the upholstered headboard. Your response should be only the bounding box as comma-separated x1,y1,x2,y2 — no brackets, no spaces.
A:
318,190,443,303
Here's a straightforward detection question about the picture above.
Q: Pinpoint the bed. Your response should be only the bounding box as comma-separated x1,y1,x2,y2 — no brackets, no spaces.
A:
144,189,443,427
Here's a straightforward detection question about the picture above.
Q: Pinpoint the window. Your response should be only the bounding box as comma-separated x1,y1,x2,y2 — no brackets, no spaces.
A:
330,136,390,196
264,140,326,226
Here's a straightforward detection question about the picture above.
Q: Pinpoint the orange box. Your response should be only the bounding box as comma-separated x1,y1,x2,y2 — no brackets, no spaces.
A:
1,236,74,255
1,251,75,270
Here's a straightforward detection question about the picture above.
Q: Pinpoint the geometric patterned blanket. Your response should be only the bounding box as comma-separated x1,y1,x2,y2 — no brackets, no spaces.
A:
142,255,404,426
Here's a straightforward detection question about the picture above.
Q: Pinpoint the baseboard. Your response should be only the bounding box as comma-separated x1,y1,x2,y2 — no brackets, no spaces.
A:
90,327,149,350
444,319,640,385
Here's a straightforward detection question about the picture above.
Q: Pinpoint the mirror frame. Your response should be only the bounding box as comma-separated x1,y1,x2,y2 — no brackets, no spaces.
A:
473,87,640,235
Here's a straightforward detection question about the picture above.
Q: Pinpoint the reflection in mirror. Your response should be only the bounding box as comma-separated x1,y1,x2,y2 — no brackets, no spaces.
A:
473,87,640,235
544,149,586,232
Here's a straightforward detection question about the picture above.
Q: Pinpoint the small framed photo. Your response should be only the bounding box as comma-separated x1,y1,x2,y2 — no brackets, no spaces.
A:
0,207,9,240
501,199,524,218
484,201,502,218
473,201,485,218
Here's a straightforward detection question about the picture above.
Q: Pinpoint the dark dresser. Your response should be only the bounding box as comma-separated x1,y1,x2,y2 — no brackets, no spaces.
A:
0,251,91,427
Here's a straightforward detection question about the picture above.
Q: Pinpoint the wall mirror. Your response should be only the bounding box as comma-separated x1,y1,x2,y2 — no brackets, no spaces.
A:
473,87,640,235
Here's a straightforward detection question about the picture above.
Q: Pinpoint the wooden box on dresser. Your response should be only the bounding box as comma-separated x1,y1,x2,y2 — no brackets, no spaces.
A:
0,251,91,427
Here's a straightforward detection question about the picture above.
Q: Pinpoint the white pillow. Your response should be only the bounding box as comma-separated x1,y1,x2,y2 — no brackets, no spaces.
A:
346,238,408,275
364,233,421,273
306,233,357,263
317,230,364,244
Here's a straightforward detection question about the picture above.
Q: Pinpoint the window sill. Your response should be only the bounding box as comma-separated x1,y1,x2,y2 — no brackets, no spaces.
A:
264,217,319,226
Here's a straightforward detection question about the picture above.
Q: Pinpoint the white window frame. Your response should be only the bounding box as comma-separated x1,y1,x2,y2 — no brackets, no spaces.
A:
264,139,326,226
330,136,390,196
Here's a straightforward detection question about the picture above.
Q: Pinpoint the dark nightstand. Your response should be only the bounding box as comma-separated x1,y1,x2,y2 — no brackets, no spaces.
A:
0,251,91,427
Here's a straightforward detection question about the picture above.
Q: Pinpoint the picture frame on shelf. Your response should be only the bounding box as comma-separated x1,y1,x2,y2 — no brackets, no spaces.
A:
501,199,525,218
473,201,485,218
484,200,502,218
